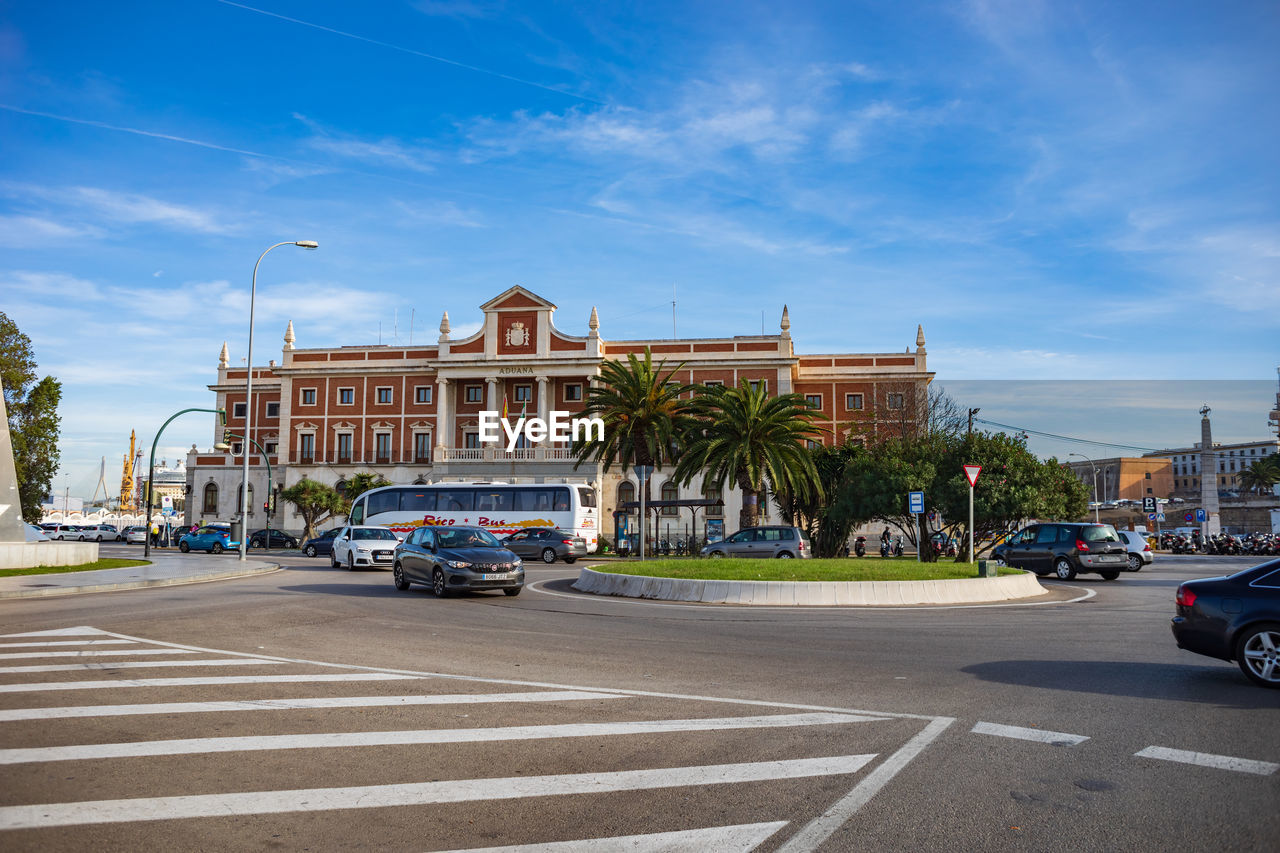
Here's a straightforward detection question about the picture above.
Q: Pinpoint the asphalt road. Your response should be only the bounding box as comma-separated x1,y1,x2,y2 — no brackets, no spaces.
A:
0,548,1276,852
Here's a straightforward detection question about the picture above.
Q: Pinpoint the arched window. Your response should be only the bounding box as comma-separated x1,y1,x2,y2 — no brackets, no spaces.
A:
617,481,635,514
202,483,218,515
703,483,723,518
236,484,255,515
661,481,679,516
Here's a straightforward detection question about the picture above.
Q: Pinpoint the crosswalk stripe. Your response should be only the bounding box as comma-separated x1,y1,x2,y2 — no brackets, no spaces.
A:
0,627,108,638
970,721,1089,746
1134,746,1278,776
0,691,624,722
439,821,790,852
0,712,879,765
0,640,138,648
0,649,199,660
0,673,421,693
0,658,284,674
0,754,877,829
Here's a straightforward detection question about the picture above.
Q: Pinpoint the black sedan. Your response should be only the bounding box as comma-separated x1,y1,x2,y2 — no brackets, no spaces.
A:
393,525,523,597
247,528,298,549
1171,559,1280,688
300,528,341,558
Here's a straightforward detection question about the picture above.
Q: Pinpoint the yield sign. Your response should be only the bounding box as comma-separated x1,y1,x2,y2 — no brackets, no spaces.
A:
963,465,982,488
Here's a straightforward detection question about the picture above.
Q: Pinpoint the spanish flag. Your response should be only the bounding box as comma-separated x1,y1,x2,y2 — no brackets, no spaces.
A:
502,393,508,420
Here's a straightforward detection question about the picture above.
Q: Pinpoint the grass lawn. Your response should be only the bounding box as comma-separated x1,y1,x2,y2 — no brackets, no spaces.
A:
0,559,151,578
593,557,1019,582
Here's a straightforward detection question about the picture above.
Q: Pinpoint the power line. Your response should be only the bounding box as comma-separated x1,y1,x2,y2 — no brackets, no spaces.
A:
973,418,1160,454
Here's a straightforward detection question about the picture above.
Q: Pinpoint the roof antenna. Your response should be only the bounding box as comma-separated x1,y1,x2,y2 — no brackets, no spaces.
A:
410,308,415,346
672,282,677,339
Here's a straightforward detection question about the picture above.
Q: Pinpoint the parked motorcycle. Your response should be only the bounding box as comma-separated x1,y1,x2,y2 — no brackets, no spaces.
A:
854,536,866,557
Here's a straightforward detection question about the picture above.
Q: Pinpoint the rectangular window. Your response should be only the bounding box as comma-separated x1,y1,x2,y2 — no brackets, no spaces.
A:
564,383,582,402
475,488,514,512
1144,472,1151,479
414,433,432,462
401,489,436,512
376,387,393,405
806,439,820,450
704,380,724,388
465,385,483,404
464,432,480,449
265,402,279,419
337,433,353,463
887,393,904,410
748,380,767,393
375,433,392,463
301,388,316,406
265,441,277,456
514,384,532,403
846,393,863,410
367,489,400,519
415,386,432,404
804,394,821,409
299,434,314,463
232,402,246,419
338,388,354,406
231,442,243,456
435,489,474,511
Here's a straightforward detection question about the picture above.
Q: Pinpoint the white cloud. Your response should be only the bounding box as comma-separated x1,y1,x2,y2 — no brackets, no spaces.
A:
3,182,238,236
0,215,103,247
294,113,438,173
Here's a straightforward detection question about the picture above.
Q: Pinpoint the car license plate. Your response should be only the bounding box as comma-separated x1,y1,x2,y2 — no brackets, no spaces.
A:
481,573,510,581
1097,554,1120,562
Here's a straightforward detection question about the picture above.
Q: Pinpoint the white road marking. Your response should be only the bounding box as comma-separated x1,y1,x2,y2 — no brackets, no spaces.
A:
0,627,109,637
1134,746,1278,776
0,649,199,660
0,690,623,722
0,640,138,648
971,721,1089,746
775,717,953,853
440,821,789,852
0,712,879,765
0,673,421,694
0,754,875,829
0,658,283,674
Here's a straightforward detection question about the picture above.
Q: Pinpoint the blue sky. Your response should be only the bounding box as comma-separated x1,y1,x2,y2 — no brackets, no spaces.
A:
1,1,1277,495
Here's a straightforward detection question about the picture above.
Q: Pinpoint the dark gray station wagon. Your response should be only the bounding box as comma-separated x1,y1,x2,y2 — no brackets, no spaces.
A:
993,522,1129,580
393,525,524,597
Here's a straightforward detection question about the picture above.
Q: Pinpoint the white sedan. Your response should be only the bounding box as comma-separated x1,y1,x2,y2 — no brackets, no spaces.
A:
330,525,403,570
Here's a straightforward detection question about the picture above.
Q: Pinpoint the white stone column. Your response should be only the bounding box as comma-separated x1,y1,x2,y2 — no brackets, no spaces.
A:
536,375,549,442
486,376,499,413
435,378,451,454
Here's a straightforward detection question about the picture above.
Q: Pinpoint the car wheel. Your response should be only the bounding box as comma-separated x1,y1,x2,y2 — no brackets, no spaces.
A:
1235,623,1280,688
304,545,317,558
211,542,224,554
78,535,86,541
994,555,1007,567
1128,554,1142,572
1100,571,1120,581
777,551,794,559
393,562,411,591
709,550,726,558
96,535,103,542
433,568,449,597
330,552,339,568
504,587,522,597
1054,558,1077,581
179,542,190,553
541,548,557,564
564,556,577,564
347,553,356,572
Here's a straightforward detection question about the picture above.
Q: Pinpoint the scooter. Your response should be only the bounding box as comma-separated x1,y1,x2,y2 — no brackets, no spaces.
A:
893,537,904,557
854,536,866,557
880,538,890,558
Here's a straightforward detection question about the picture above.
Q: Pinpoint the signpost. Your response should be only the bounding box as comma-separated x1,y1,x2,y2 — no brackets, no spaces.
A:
1142,497,1157,513
963,465,982,563
634,465,654,561
907,491,925,561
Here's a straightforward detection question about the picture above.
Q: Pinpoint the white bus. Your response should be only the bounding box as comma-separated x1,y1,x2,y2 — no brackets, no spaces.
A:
349,482,600,553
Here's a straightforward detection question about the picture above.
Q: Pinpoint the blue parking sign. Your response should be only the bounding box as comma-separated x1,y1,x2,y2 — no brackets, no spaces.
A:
1195,509,1206,522
908,491,924,514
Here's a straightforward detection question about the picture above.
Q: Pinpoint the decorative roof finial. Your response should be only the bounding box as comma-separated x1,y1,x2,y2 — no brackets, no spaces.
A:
218,342,229,368
916,324,926,351
284,320,295,351
438,310,451,343
780,305,791,337
589,306,599,332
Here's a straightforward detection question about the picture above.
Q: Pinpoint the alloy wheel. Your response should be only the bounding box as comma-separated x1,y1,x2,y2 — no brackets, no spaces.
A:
1055,559,1076,581
1238,625,1280,688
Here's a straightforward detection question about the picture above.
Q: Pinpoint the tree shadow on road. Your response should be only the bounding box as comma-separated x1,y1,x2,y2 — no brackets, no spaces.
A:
963,660,1280,710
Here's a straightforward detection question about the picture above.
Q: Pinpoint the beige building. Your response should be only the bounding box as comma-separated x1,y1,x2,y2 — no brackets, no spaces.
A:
1064,457,1173,503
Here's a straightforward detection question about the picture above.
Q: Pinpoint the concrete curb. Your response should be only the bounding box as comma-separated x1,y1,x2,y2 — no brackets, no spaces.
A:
0,563,282,599
571,566,1045,606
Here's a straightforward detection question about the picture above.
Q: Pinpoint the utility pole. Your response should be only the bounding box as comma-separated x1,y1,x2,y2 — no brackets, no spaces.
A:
967,408,980,436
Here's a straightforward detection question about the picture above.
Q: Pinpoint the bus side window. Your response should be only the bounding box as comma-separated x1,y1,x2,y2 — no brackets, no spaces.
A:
368,489,400,519
552,488,570,512
350,500,365,525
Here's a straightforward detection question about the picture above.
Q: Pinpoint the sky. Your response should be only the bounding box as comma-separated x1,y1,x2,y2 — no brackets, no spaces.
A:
1,0,1277,497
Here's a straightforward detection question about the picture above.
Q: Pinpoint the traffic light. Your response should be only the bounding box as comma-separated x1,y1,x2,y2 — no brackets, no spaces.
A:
223,429,233,445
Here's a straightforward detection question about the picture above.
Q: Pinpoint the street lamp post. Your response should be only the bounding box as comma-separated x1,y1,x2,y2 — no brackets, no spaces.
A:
1069,452,1099,523
144,408,226,559
239,241,318,562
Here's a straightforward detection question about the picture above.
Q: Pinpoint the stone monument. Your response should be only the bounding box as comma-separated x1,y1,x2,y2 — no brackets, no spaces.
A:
0,378,29,543
1198,405,1222,537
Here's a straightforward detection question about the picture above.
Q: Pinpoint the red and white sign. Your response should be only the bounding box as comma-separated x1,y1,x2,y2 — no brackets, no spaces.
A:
963,465,982,488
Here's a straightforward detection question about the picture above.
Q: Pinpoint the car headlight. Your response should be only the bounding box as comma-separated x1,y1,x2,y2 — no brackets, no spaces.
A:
446,560,471,569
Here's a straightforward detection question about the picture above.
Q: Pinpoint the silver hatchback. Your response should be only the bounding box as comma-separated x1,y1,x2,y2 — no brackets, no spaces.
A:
701,526,811,559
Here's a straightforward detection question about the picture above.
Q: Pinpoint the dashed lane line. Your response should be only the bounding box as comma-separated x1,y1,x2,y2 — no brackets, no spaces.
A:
0,658,284,674
0,640,138,648
440,821,790,852
0,673,421,693
1134,746,1279,776
0,712,883,764
971,721,1090,746
0,649,199,660
0,690,623,722
0,754,878,830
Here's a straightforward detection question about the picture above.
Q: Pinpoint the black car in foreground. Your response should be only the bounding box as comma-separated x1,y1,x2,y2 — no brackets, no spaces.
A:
1172,559,1280,688
393,525,523,597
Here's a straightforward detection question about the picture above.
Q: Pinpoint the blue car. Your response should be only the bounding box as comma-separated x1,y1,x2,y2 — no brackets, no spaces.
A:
178,526,240,554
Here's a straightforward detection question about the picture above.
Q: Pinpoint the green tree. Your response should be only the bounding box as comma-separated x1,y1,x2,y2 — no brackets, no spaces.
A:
834,434,946,560
572,348,696,500
1,313,62,522
775,440,864,557
282,478,345,542
674,381,824,530
340,472,393,509
1239,456,1280,495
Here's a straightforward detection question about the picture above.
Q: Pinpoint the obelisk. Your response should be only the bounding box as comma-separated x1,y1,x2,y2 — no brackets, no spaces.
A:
1198,406,1221,536
0,378,30,542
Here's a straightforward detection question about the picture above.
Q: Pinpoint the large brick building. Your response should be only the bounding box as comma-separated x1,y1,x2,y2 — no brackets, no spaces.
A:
186,286,932,541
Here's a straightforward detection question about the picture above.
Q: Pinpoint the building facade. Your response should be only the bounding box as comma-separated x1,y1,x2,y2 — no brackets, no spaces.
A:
1144,439,1280,498
1064,457,1173,504
186,286,933,541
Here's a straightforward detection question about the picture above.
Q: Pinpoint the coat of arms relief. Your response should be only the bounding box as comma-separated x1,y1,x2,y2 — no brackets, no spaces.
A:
505,321,529,347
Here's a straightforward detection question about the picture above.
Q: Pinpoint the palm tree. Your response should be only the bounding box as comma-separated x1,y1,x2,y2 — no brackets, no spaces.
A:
674,381,825,530
1239,456,1280,495
572,348,697,494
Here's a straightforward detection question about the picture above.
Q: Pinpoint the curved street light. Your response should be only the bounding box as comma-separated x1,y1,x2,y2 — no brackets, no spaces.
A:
239,241,318,561
143,407,226,559
1069,452,1099,523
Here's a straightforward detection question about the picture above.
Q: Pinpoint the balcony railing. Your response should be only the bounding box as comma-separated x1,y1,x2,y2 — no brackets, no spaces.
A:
436,446,579,462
